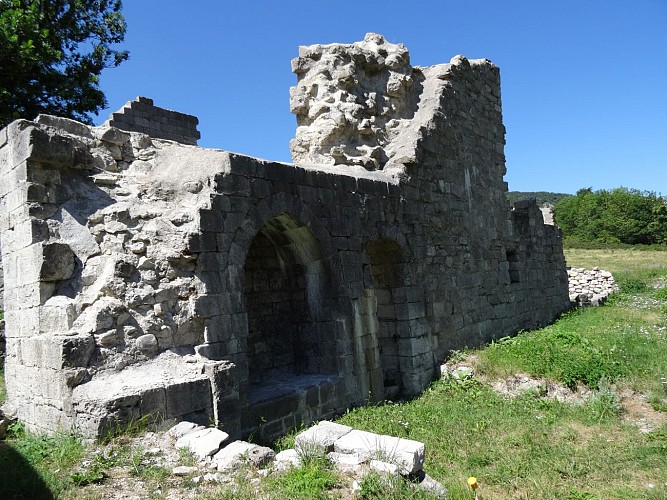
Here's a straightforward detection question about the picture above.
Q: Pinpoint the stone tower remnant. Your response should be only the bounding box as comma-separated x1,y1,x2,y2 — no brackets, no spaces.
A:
0,34,569,439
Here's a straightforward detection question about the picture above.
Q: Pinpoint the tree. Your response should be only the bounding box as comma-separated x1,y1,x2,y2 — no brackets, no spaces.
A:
555,187,667,245
0,0,128,128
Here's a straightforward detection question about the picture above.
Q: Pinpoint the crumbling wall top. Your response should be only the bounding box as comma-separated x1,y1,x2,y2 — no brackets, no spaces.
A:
288,33,500,177
289,33,420,171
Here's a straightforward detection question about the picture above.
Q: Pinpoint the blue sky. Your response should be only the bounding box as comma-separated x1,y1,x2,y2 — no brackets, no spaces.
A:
98,0,666,195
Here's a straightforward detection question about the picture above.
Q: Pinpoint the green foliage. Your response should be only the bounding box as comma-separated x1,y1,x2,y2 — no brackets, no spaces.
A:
506,191,572,206
266,456,337,499
555,187,667,246
0,0,129,128
357,471,436,499
0,422,87,497
481,310,633,390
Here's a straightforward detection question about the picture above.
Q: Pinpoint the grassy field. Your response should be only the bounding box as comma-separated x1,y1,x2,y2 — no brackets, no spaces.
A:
0,248,666,499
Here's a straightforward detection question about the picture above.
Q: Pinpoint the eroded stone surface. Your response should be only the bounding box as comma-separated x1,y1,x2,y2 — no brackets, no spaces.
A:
334,429,425,475
174,427,229,459
294,420,352,454
212,440,275,471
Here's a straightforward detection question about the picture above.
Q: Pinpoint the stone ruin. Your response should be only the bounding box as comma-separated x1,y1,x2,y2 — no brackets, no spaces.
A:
568,267,618,306
0,34,569,440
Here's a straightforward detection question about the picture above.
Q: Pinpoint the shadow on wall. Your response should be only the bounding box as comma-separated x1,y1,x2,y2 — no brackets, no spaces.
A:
0,441,54,499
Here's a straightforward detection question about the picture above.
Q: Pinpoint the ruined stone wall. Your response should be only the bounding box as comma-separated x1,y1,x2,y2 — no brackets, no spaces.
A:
0,35,570,440
107,96,201,146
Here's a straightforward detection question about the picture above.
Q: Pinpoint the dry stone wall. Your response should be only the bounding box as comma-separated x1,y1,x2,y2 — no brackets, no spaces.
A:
568,267,618,306
0,34,569,440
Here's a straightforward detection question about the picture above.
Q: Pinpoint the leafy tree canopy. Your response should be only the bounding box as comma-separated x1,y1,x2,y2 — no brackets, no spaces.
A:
0,0,128,128
555,187,667,245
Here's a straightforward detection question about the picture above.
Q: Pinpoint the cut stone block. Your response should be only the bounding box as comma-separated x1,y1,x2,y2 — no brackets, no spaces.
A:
294,420,352,454
333,429,425,475
175,427,229,459
275,448,301,469
370,459,399,475
167,421,203,438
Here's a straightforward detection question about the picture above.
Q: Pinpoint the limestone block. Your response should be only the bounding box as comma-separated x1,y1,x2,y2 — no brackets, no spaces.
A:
167,421,204,438
135,334,158,354
328,451,365,472
333,429,425,475
15,125,92,168
212,440,275,471
174,427,228,460
94,125,131,146
35,115,92,138
272,449,299,471
294,420,352,454
370,459,399,475
39,296,76,333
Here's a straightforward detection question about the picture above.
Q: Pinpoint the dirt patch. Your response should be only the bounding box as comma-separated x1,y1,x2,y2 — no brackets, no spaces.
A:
619,388,667,433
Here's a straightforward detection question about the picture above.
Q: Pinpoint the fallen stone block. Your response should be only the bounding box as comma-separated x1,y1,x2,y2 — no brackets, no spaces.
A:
167,421,203,438
294,420,352,454
172,465,198,476
370,459,399,475
417,471,448,498
274,448,300,470
328,451,366,473
334,429,425,475
175,427,229,459
212,440,275,471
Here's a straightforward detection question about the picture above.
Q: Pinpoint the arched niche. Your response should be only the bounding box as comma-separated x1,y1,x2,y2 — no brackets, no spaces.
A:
366,238,407,398
243,213,337,390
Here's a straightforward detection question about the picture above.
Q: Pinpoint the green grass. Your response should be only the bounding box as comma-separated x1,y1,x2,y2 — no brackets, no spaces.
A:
265,456,338,499
0,421,87,498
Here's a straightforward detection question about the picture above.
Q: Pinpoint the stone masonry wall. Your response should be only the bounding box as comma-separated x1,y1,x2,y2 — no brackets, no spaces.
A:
107,96,200,146
0,34,570,440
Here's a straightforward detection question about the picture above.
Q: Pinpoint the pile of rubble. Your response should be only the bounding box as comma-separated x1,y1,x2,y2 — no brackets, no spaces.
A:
568,267,619,306
167,420,446,497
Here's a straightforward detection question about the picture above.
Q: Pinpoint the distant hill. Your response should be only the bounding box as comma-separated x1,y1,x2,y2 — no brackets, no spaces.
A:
506,191,572,206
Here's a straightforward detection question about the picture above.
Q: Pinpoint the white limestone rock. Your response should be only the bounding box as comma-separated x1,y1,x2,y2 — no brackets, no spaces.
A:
167,421,203,438
294,420,352,454
370,459,399,475
333,429,425,475
212,440,275,471
174,427,229,459
274,449,301,470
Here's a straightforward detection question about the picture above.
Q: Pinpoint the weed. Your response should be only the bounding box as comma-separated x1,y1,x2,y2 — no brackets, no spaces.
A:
0,422,87,497
177,446,198,466
586,378,622,423
357,471,436,499
618,276,649,294
266,456,337,499
98,413,156,445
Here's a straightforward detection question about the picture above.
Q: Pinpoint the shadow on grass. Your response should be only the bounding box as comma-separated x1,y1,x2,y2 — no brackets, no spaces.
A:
0,441,53,499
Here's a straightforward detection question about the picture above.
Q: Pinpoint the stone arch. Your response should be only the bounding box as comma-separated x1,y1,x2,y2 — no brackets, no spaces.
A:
365,238,408,398
243,212,337,385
